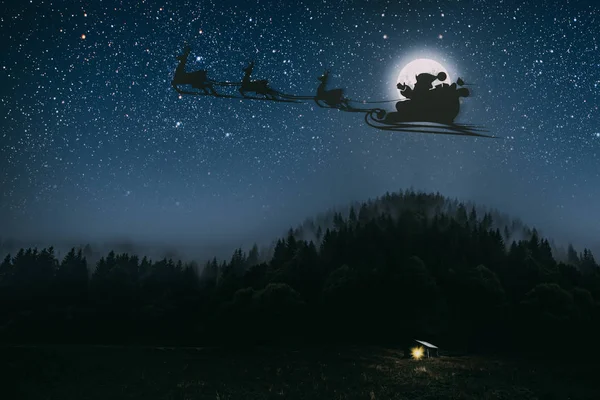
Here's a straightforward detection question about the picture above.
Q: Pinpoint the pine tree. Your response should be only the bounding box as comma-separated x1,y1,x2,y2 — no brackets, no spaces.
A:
580,249,598,274
247,244,260,268
316,226,323,241
358,203,369,225
481,213,493,230
456,204,468,225
286,231,298,259
56,248,88,304
0,253,11,280
469,206,477,226
503,225,511,241
333,212,345,230
567,244,579,266
349,206,357,224
200,258,218,290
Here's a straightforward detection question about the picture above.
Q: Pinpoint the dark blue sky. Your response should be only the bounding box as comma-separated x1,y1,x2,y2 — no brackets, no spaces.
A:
1,0,599,256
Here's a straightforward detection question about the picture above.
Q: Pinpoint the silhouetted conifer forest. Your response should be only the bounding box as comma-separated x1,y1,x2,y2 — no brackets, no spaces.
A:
1,190,598,356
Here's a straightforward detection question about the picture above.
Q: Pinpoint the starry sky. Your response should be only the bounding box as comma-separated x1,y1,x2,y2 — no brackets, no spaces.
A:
1,0,599,257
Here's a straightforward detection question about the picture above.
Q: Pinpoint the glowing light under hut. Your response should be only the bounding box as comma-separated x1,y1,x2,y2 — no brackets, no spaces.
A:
411,346,425,360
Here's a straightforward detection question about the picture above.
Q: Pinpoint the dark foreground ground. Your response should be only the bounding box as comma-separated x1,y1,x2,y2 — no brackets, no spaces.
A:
1,345,598,400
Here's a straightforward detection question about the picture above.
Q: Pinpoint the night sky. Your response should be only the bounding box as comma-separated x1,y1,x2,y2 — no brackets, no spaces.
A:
1,0,599,257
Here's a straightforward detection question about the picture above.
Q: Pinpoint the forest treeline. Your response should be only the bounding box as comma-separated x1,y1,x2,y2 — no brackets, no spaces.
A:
0,190,599,356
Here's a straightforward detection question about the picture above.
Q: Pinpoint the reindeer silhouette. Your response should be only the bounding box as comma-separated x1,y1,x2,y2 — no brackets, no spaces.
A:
171,45,217,95
315,70,349,109
239,61,278,99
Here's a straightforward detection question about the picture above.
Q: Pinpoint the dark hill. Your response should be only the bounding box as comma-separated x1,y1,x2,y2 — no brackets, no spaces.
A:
0,189,599,357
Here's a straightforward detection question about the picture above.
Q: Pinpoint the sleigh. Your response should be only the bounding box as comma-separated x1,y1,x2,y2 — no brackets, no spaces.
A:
364,85,492,137
387,84,469,124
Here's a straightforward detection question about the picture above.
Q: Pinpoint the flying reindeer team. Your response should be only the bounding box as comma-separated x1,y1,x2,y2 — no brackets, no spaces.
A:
172,45,469,109
171,44,492,137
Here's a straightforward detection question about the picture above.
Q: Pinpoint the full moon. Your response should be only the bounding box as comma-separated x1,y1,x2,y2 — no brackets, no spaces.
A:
397,58,451,98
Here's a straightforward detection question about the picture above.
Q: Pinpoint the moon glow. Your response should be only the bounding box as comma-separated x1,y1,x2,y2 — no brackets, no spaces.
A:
397,58,451,98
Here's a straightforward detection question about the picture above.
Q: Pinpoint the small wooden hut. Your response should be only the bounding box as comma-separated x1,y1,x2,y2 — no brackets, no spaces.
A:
414,339,439,358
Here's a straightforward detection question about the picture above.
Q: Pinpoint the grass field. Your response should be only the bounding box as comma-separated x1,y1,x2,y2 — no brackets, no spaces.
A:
2,345,598,399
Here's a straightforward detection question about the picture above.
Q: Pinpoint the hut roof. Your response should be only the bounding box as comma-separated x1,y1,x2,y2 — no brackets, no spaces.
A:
414,339,438,349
